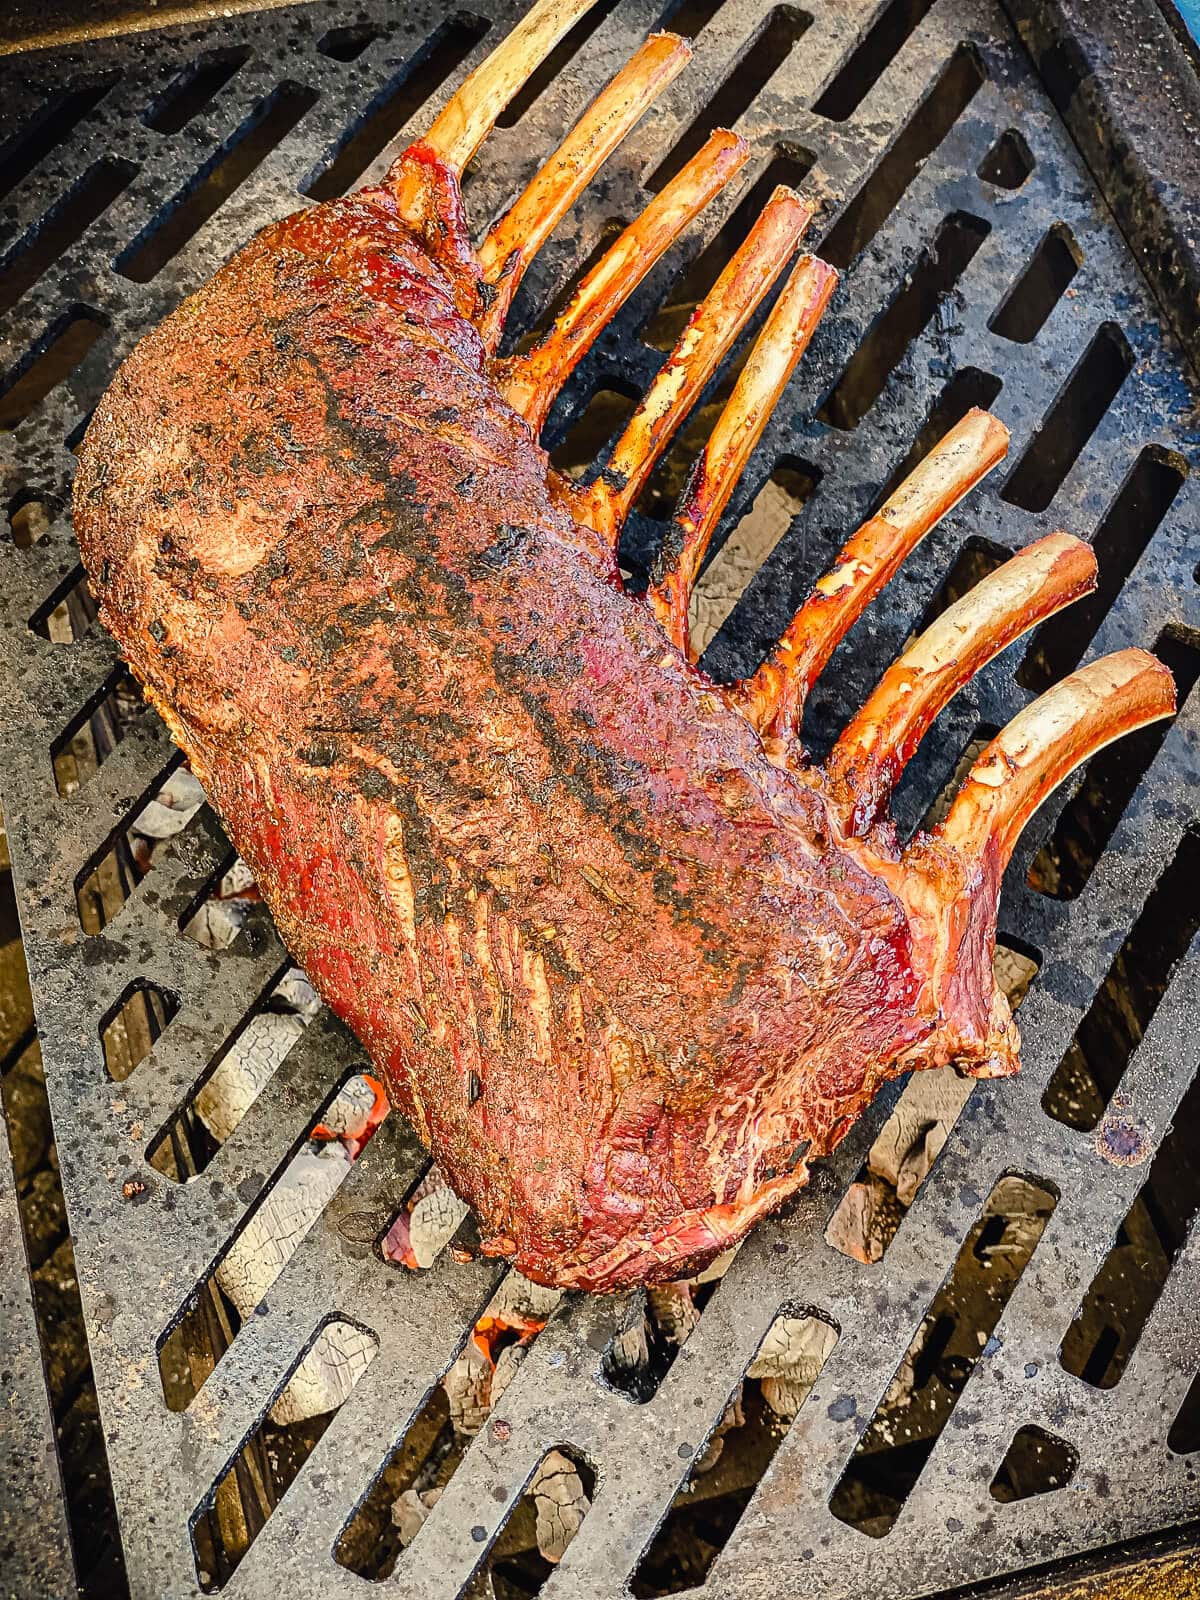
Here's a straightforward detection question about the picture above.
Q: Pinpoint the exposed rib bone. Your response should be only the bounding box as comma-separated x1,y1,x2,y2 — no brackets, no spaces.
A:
937,649,1176,869
502,130,749,430
829,532,1098,835
579,185,813,545
477,33,692,352
424,0,603,174
647,253,838,653
740,408,1010,741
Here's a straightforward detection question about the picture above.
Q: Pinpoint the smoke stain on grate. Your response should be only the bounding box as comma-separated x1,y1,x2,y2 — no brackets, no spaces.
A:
819,43,986,271
818,211,990,431
646,6,812,193
0,307,107,431
1028,626,1200,903
117,82,320,283
100,979,178,1082
989,222,1081,344
0,157,139,317
1001,322,1133,512
989,1425,1078,1501
642,145,816,351
1042,827,1200,1131
191,1317,379,1592
830,1174,1057,1538
1019,447,1189,696
812,0,940,122
303,15,489,201
0,74,118,204
978,127,1034,189
630,1307,838,1593
143,48,251,133
1060,1063,1200,1391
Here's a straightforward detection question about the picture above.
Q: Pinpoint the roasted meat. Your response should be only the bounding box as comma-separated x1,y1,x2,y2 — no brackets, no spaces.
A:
73,0,1175,1290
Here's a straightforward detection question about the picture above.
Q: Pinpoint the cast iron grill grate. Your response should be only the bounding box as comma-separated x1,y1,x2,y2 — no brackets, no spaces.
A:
0,0,1198,1595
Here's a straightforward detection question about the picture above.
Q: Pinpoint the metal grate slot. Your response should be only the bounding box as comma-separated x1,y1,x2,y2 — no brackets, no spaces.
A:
50,665,144,797
1019,445,1189,694
5,492,56,547
471,1445,595,1596
917,536,1008,626
1169,1369,1200,1454
144,48,251,133
829,1173,1057,1539
631,1308,838,1594
600,1277,720,1403
145,966,316,1179
303,16,490,201
819,42,986,271
73,757,190,935
812,0,939,121
977,126,1034,188
0,307,106,430
646,6,812,192
117,83,320,283
690,457,821,655
988,221,1081,344
100,979,179,1082
191,1317,379,1592
29,562,96,641
818,211,991,430
549,380,641,479
1027,627,1200,903
989,1425,1078,1503
0,74,118,204
0,157,139,318
1059,1062,1200,1391
317,26,383,62
1042,827,1200,1130
1000,321,1134,511
642,145,816,350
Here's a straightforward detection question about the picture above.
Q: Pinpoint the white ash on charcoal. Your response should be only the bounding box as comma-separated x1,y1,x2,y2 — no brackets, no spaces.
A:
381,1162,470,1268
749,1314,839,1419
647,1281,699,1345
195,1010,308,1144
181,856,259,949
202,1070,385,1422
444,1334,496,1438
530,1450,591,1563
129,767,206,840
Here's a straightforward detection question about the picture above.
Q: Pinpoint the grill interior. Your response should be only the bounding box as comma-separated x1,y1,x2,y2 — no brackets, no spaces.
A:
1,1,1199,1596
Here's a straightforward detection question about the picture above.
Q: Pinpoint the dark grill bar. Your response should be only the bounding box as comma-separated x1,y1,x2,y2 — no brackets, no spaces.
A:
0,0,1197,1596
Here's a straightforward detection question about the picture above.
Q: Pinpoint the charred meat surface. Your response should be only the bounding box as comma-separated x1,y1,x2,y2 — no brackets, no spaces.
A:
73,0,1175,1289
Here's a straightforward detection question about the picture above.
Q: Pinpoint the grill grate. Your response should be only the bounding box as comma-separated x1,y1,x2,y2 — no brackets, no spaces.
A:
1,0,1199,1595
